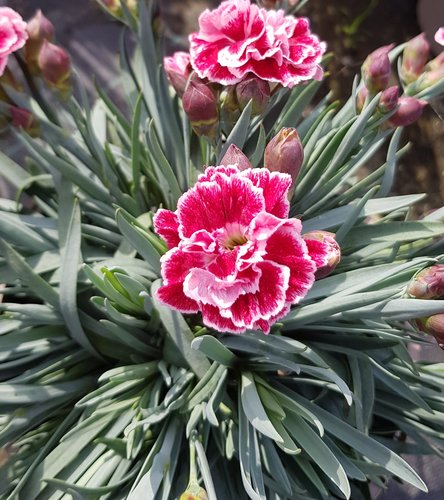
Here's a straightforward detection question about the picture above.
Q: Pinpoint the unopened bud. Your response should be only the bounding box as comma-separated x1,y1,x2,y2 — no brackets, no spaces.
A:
409,66,444,93
303,230,341,279
415,314,444,349
378,85,399,113
400,33,430,84
164,52,192,97
220,144,252,171
426,52,444,72
25,10,54,73
38,40,71,97
99,0,138,16
220,85,240,130
388,96,426,127
183,79,218,138
361,44,394,94
264,127,303,198
235,75,270,115
407,265,444,299
10,106,39,137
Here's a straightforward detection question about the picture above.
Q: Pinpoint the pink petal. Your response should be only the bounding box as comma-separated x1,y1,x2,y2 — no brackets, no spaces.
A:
201,304,246,333
243,169,291,217
177,173,264,238
435,27,444,46
303,237,329,269
160,247,205,285
153,209,180,249
157,282,199,313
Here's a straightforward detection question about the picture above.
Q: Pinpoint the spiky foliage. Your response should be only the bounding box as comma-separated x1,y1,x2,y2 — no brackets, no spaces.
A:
1,2,444,499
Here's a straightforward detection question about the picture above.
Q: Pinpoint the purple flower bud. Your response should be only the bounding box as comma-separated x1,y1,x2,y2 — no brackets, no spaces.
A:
182,79,218,138
356,87,368,114
378,85,399,113
264,128,303,198
235,75,271,115
407,264,444,299
25,10,54,73
10,106,39,137
415,314,444,349
38,40,71,97
163,52,192,98
303,230,341,279
220,144,252,171
361,44,394,94
388,96,426,127
400,33,430,84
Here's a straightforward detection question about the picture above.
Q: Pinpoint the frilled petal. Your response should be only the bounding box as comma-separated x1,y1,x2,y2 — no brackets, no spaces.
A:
303,237,329,269
243,169,291,218
153,209,180,249
177,173,264,238
160,247,206,285
228,261,289,329
156,283,200,313
201,304,246,334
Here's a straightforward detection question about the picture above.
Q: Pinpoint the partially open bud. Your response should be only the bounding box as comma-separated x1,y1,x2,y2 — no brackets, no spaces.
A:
235,75,270,115
25,10,54,73
361,44,394,94
400,33,430,84
10,106,39,137
220,144,252,171
415,314,444,349
378,85,399,113
303,231,341,279
38,40,71,97
183,79,218,138
407,264,444,299
164,52,192,98
264,127,303,198
388,96,426,127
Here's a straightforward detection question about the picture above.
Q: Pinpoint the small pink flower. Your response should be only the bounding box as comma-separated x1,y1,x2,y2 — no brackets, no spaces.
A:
189,0,325,88
0,7,28,76
154,165,329,334
435,27,444,46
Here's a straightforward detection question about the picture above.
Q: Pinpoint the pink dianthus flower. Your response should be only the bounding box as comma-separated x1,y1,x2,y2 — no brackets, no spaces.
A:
189,0,325,88
435,27,444,46
154,165,329,334
0,7,28,76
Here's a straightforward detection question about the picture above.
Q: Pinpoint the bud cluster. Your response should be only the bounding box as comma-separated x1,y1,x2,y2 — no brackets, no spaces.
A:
163,52,272,139
357,28,444,127
407,264,444,349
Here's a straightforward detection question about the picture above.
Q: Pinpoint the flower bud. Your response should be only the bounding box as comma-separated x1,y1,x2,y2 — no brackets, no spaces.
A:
415,314,444,349
220,144,252,171
180,486,208,500
38,40,71,97
220,85,240,130
99,0,138,16
10,106,39,137
182,79,218,138
361,44,394,94
164,52,192,98
378,85,399,113
388,96,426,127
426,52,444,72
235,75,270,115
400,33,430,84
264,127,304,198
407,264,444,299
356,87,368,114
408,66,444,93
303,230,341,279
25,10,54,73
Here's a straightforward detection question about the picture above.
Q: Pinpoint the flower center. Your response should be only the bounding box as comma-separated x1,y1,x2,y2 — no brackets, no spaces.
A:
221,223,248,250
224,233,248,250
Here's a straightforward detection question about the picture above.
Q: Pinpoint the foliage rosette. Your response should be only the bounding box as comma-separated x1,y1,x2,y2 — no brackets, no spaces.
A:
0,1,444,499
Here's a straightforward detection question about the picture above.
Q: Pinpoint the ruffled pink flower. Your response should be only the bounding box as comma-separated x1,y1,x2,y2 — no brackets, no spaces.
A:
435,27,444,46
154,165,329,334
163,51,192,97
189,0,325,88
0,8,28,76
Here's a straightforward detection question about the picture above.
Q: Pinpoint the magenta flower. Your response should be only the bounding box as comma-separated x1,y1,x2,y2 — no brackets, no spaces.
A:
153,165,329,334
189,0,325,88
0,7,28,76
163,51,192,97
